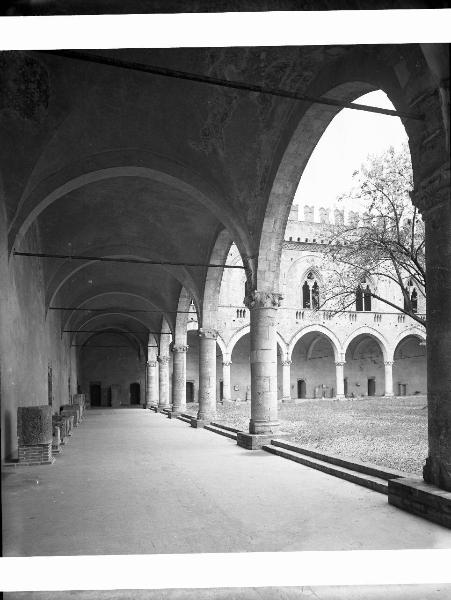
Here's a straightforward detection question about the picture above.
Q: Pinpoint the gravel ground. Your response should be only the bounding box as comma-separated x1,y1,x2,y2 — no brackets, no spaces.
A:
183,396,428,475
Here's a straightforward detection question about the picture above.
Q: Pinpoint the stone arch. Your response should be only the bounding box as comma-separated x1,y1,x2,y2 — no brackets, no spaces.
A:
201,228,233,329
76,328,145,359
61,290,173,334
227,324,288,358
147,333,159,361
256,49,430,293
174,287,193,345
288,324,341,361
45,243,201,312
392,326,426,356
343,326,389,362
9,150,252,262
68,311,151,348
159,317,173,356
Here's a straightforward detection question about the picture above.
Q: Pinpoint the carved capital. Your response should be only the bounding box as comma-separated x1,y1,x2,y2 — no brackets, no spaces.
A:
147,360,157,368
157,355,170,365
244,290,283,310
384,361,395,367
198,328,218,340
172,344,189,353
222,361,232,367
281,360,292,367
335,362,346,367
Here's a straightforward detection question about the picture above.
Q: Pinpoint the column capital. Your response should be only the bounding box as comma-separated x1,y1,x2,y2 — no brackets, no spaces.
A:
222,360,232,367
147,360,157,368
281,360,292,367
157,355,170,364
198,328,217,340
335,361,346,367
244,290,283,310
384,360,394,366
172,344,189,353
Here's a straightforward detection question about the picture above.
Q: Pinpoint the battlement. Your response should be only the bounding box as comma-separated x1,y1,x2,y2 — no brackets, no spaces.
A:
289,204,360,226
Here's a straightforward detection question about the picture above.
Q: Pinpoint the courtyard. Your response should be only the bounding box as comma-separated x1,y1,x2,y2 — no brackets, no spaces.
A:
183,395,428,475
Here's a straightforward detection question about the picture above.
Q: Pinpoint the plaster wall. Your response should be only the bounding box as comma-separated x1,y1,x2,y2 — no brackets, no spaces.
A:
0,213,77,460
79,333,145,406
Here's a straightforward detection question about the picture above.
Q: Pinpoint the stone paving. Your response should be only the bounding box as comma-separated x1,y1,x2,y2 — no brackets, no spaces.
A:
2,408,451,597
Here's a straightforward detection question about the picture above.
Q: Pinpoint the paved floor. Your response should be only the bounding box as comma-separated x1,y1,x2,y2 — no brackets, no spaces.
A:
3,408,451,557
2,409,451,598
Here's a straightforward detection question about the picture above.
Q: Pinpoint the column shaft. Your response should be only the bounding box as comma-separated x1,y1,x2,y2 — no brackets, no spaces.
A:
384,361,394,397
171,345,188,413
281,360,291,402
335,362,345,399
246,291,282,435
146,361,158,407
197,329,217,421
222,360,232,401
422,198,451,490
157,355,170,409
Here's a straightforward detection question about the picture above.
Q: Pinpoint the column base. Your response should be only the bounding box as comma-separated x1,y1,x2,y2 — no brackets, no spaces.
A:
237,431,291,450
168,410,185,419
335,394,346,400
157,406,171,414
190,418,210,428
280,397,295,404
149,406,159,412
249,419,280,435
388,477,451,529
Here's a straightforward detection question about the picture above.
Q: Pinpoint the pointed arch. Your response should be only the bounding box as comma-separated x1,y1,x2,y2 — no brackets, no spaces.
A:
288,324,342,362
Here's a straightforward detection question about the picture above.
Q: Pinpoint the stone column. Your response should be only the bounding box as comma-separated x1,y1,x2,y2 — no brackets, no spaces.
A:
222,360,232,402
384,361,394,397
157,355,171,411
419,189,451,490
146,360,158,407
191,328,217,427
238,290,282,447
170,345,188,417
335,362,346,399
281,360,292,402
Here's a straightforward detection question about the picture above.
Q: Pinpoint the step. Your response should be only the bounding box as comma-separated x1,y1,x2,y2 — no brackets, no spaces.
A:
209,422,241,434
204,424,238,441
177,415,193,424
270,439,407,481
262,444,389,495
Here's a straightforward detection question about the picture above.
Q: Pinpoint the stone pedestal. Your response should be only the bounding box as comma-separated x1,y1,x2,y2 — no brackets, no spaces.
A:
245,291,282,435
237,431,291,450
61,404,80,426
157,355,171,410
388,477,451,529
170,344,188,416
195,328,217,423
52,425,61,454
17,406,54,465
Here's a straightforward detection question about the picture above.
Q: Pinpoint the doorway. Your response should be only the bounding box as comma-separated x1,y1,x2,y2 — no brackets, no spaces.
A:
90,383,101,407
130,382,141,404
219,381,224,401
398,383,407,396
297,379,306,399
344,377,348,397
186,381,194,403
368,378,376,397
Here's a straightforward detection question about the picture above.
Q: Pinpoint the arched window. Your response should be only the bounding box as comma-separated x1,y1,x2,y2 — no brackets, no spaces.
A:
302,272,320,309
356,278,372,312
404,280,418,313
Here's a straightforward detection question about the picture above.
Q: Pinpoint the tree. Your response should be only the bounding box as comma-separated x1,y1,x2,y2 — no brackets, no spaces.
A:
320,144,426,327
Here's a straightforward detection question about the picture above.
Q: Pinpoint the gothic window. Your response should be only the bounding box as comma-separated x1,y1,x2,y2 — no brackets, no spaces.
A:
411,289,418,313
356,278,372,312
302,272,320,309
404,281,418,313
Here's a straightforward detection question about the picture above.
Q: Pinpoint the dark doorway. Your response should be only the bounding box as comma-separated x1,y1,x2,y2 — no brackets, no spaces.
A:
107,387,112,407
186,381,194,403
368,378,376,397
398,383,407,396
219,381,224,401
344,377,348,396
130,382,141,404
297,379,306,399
90,383,101,406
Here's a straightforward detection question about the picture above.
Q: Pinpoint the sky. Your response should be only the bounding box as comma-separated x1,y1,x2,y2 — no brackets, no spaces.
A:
293,90,409,215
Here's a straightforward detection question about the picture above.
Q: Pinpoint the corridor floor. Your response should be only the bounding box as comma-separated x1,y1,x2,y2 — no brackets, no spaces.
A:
3,407,451,557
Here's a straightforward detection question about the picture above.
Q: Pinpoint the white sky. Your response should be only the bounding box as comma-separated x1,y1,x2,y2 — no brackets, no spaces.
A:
293,90,409,214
